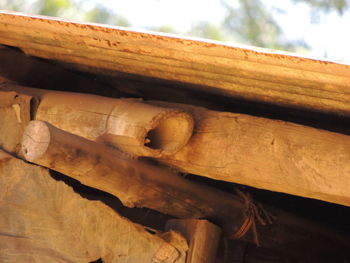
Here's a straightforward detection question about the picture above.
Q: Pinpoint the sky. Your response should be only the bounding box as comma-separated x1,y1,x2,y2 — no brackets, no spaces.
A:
79,0,350,63
2,0,350,63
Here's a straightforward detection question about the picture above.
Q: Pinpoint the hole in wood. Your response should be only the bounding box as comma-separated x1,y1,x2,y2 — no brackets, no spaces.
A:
145,114,191,153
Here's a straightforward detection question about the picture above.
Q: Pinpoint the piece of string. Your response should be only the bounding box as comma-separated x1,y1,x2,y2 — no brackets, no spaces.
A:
230,188,275,246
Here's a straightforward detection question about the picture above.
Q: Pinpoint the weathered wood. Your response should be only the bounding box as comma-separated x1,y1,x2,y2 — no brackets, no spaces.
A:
0,90,34,157
0,45,124,97
0,76,8,83
2,84,193,158
1,11,350,116
7,83,350,206
151,101,350,207
165,219,221,263
0,150,186,263
21,120,247,235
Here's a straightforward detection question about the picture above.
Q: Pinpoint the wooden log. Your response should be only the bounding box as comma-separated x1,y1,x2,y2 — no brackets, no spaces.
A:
150,101,350,206
0,90,34,157
1,12,350,116
7,101,350,252
165,219,221,263
8,84,350,206
0,150,186,263
2,84,194,158
21,120,247,236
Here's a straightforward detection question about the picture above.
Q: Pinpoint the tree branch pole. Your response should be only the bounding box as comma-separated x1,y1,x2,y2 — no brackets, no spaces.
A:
2,84,193,158
21,120,246,236
151,101,350,207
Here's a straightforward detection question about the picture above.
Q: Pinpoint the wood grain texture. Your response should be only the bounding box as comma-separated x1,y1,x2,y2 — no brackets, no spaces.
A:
2,84,194,158
0,90,34,157
21,120,247,235
152,101,350,207
165,219,221,263
0,11,350,115
0,151,186,263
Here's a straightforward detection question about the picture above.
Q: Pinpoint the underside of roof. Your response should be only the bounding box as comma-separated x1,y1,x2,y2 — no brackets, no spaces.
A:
0,10,350,117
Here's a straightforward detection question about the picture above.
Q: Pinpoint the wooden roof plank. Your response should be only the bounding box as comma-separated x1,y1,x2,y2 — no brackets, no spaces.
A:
1,11,350,115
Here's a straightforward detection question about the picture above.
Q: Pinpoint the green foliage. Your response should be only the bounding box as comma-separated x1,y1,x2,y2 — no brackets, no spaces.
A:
291,0,349,14
84,5,130,26
221,0,308,51
38,0,71,16
152,24,178,34
0,0,26,11
187,22,226,41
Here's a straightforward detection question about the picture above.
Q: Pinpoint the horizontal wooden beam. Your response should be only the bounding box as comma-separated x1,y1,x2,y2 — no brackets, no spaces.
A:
2,84,194,158
21,120,248,236
7,84,350,206
154,101,350,207
0,11,350,116
0,150,186,263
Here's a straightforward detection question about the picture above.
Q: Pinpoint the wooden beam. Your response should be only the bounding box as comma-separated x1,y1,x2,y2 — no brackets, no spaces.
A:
7,84,350,206
2,84,194,158
0,11,350,116
152,101,350,207
0,90,34,157
0,45,123,97
165,219,221,263
0,150,186,263
21,120,247,236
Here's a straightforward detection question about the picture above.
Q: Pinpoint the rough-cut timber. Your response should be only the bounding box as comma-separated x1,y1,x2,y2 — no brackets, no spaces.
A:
21,120,247,235
3,84,193,158
1,11,350,116
151,101,350,207
165,219,221,263
0,150,186,263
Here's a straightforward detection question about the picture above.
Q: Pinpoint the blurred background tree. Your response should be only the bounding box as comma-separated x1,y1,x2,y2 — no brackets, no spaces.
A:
0,0,349,58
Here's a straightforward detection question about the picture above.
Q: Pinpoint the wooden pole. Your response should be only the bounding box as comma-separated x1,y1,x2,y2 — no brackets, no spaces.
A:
0,150,186,263
21,120,246,236
151,101,350,207
2,84,194,158
8,83,350,206
165,219,221,263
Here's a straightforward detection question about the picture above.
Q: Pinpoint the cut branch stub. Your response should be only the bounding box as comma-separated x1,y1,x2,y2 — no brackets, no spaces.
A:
21,120,246,236
2,84,194,158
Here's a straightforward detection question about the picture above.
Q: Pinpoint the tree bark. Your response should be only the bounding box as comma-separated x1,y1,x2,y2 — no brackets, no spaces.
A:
21,120,246,236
